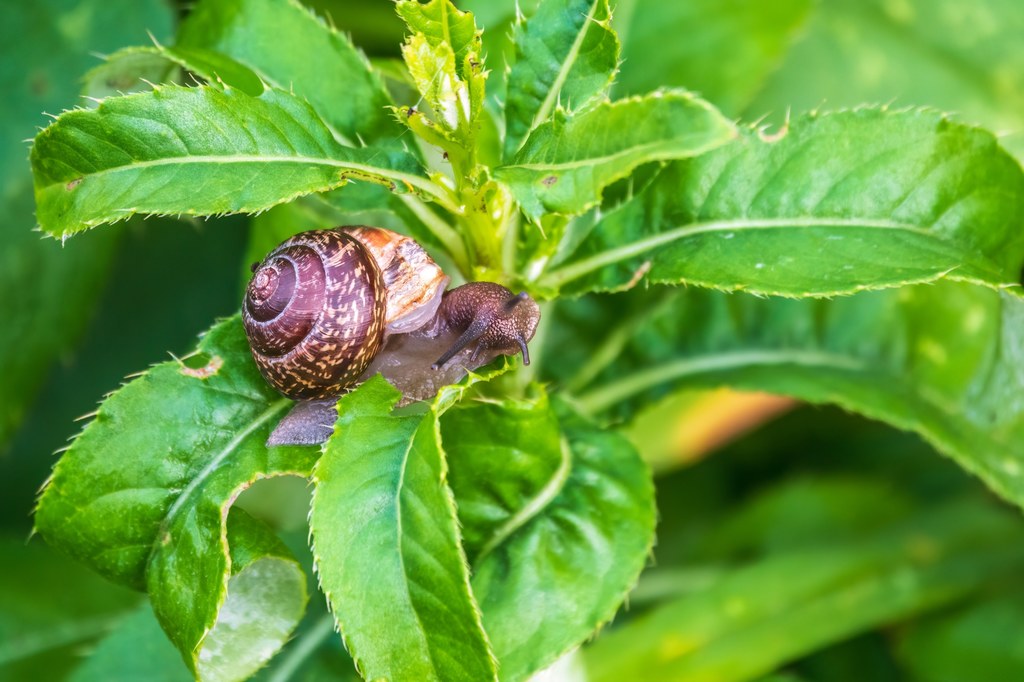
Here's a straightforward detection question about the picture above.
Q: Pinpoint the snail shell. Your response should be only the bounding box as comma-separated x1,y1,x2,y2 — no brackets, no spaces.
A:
242,227,447,400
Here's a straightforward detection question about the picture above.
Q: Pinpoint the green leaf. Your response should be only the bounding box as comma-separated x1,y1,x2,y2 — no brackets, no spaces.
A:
30,85,439,239
441,391,565,564
178,509,307,682
554,280,1024,509
0,536,138,681
495,91,736,221
542,108,1024,296
68,603,189,682
35,316,318,680
0,0,173,449
897,592,1024,682
503,0,619,158
395,0,486,152
310,374,502,682
748,0,1024,161
178,0,404,146
82,47,182,101
614,0,813,117
456,398,656,681
581,500,1024,682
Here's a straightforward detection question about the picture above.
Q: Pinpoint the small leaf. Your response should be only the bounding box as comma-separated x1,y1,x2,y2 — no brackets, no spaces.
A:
581,500,1024,682
395,0,486,151
495,91,736,221
178,0,404,146
30,85,433,238
503,0,619,158
82,47,182,101
35,317,317,680
447,396,656,682
543,108,1024,296
310,374,504,682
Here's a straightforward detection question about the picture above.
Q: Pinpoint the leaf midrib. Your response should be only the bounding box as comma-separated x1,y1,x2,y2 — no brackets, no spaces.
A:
540,216,999,288
522,0,605,148
41,154,434,199
472,436,573,566
160,398,290,534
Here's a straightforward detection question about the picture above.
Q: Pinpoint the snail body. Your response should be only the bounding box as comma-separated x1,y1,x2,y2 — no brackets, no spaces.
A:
243,226,539,411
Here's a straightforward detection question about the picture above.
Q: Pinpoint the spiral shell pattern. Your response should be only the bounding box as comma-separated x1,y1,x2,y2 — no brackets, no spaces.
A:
243,229,386,400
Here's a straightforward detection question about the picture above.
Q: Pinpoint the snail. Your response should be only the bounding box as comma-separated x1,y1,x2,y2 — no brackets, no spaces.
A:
242,226,541,444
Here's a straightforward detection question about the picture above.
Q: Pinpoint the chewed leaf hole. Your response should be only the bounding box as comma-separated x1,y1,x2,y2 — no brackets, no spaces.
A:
180,353,223,379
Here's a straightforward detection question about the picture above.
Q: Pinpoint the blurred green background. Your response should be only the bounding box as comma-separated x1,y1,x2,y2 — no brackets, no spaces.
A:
3,0,1024,680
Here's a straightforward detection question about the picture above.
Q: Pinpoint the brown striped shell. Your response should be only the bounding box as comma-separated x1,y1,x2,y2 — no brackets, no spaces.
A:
244,228,413,400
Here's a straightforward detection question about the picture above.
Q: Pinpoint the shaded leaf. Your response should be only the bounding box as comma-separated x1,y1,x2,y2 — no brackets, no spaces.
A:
748,0,1024,161
35,317,317,680
0,536,138,681
503,0,619,157
68,603,189,682
82,47,181,101
0,0,173,448
897,591,1024,682
441,390,564,563
30,85,434,238
582,500,1024,682
460,398,656,682
543,109,1024,296
615,0,813,117
554,281,1024,509
178,0,403,146
310,374,503,682
496,91,736,221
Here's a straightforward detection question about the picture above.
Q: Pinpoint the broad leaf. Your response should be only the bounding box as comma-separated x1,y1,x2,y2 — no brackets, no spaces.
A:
496,91,736,221
542,109,1024,296
178,0,404,146
582,500,1024,682
310,374,504,682
0,537,137,681
0,0,172,449
549,281,1024,508
68,603,189,682
30,85,435,239
451,398,656,681
35,317,317,680
748,0,1024,161
615,0,813,117
441,391,565,564
897,592,1024,682
503,0,619,158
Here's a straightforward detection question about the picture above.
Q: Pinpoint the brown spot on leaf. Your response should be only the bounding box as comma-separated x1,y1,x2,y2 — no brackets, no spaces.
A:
626,261,652,289
66,178,83,191
180,355,223,379
541,175,558,187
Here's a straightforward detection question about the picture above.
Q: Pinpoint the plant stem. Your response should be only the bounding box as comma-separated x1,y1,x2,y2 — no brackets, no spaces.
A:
265,614,336,682
398,195,471,276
